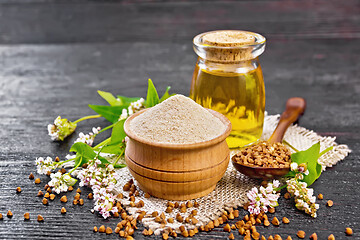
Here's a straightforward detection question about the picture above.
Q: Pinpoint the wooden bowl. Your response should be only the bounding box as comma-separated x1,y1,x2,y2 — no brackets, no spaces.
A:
123,108,232,200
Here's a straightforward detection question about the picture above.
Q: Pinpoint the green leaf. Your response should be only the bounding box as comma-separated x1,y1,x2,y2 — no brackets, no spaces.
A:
99,120,126,155
70,142,109,165
88,105,127,123
160,86,172,102
291,142,322,186
116,96,141,106
100,143,124,155
111,119,126,144
70,142,96,160
97,155,110,165
98,90,121,106
146,79,159,107
114,163,126,169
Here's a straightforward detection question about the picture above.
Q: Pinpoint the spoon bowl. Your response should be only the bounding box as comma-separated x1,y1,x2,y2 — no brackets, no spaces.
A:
232,161,290,180
232,97,306,180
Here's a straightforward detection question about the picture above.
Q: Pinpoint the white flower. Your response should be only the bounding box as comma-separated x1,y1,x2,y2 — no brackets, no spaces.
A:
119,109,128,120
127,106,134,115
48,124,59,141
290,162,298,171
272,180,280,188
36,156,57,175
247,180,280,215
48,173,76,194
73,127,100,146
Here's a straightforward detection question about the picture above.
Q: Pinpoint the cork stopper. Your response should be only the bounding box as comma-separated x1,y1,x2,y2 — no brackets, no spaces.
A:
193,30,265,62
202,31,256,47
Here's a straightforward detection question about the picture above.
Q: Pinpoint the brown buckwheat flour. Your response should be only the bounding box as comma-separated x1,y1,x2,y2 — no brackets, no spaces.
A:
130,94,226,144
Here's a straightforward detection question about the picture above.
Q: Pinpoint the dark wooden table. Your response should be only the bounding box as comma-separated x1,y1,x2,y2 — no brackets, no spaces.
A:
0,0,359,239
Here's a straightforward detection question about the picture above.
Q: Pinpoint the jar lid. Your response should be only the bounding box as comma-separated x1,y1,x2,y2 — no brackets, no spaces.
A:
193,30,266,62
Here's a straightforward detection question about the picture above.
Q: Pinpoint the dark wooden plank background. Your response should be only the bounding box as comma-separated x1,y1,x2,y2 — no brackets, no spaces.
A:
0,0,359,239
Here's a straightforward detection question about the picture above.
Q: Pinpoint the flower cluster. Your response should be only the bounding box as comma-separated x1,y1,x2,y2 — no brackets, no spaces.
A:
48,172,77,194
74,127,101,146
77,158,121,219
247,180,280,215
48,116,77,141
119,98,145,120
286,176,319,218
36,157,58,175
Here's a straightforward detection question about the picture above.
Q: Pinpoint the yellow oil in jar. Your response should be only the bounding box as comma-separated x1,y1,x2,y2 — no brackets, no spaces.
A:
190,62,265,148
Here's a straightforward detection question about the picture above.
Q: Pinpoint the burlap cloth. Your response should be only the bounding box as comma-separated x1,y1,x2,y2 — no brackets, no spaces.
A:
112,114,351,235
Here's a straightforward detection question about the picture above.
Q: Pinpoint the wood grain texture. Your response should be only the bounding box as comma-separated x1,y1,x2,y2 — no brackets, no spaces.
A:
0,0,359,239
124,108,231,200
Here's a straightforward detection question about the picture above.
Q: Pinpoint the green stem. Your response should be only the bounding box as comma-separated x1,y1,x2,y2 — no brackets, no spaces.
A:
319,146,333,158
113,149,125,166
282,140,299,152
73,114,101,124
93,137,111,150
69,157,82,174
97,123,115,135
275,184,288,191
56,158,75,167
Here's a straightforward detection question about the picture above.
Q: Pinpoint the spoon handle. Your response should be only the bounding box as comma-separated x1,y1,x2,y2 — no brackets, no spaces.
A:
268,97,306,144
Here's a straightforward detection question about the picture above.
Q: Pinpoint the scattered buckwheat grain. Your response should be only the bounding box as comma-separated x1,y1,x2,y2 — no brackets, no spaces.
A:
50,194,55,200
271,217,280,226
60,196,67,203
309,233,318,240
61,207,66,214
282,217,289,224
328,234,335,240
37,190,44,197
24,212,30,220
284,192,291,199
99,225,105,233
37,215,44,222
345,227,353,236
274,235,282,240
229,233,235,240
297,230,306,239
327,200,333,207
224,224,231,232
106,227,112,234
35,178,41,184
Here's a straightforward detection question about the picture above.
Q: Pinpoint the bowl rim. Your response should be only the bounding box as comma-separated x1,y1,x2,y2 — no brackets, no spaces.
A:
124,108,232,149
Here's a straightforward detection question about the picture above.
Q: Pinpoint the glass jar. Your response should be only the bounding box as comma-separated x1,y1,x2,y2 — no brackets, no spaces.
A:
190,30,266,148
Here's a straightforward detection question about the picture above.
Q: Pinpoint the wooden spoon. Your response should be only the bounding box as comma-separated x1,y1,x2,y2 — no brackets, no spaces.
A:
231,97,306,179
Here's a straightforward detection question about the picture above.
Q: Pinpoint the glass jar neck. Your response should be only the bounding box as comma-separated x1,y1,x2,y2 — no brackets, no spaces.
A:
197,57,260,74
